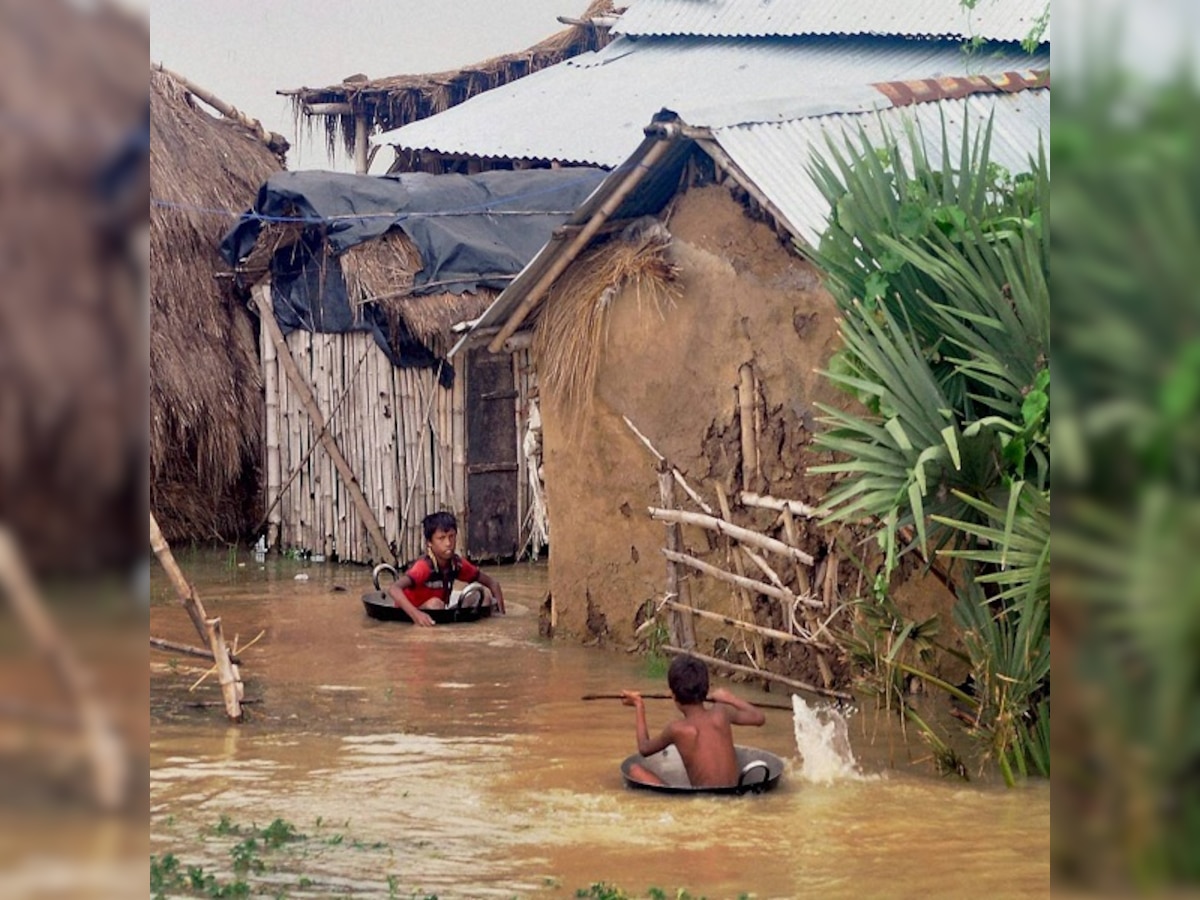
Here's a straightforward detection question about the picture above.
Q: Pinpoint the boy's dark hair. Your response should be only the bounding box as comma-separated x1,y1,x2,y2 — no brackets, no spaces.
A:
422,511,458,541
668,655,709,704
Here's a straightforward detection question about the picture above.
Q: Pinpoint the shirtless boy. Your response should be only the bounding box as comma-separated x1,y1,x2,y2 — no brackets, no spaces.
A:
621,654,765,788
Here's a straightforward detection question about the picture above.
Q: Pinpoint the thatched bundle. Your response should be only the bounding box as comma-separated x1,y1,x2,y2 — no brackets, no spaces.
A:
0,1,147,572
340,231,496,359
286,0,616,167
150,66,284,543
534,219,679,429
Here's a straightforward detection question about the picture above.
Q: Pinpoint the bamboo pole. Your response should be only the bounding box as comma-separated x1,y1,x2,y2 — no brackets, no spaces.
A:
662,645,852,701
740,491,827,519
0,528,128,808
203,618,242,721
715,483,764,667
662,548,820,609
149,512,209,643
661,599,832,648
778,505,831,688
738,363,758,491
742,547,787,591
649,507,815,566
487,134,674,353
253,284,395,565
657,460,695,649
261,303,281,548
623,415,714,515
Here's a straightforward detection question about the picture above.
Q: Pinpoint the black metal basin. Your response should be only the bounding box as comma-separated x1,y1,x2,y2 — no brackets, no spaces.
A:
620,745,785,795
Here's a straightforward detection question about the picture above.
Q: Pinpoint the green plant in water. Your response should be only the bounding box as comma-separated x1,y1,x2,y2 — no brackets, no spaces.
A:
806,110,1050,784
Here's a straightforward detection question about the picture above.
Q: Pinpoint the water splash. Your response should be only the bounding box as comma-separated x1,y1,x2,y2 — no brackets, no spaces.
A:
791,694,869,783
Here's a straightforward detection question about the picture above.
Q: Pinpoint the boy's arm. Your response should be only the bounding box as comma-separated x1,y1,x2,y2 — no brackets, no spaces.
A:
708,687,766,727
475,570,506,614
621,691,674,756
386,575,435,627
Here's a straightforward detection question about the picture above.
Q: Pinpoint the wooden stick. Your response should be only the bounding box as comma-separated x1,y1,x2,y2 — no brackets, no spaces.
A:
662,548,821,609
253,284,396,565
203,617,242,721
262,306,281,548
0,527,128,809
150,511,210,644
580,692,795,712
649,507,815,566
658,461,696,650
741,547,786,591
740,491,827,519
716,483,763,667
738,363,758,491
662,645,852,701
624,416,714,515
149,636,245,664
662,599,833,650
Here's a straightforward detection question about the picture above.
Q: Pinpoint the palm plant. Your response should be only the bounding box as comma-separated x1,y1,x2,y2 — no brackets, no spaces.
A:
804,111,1050,782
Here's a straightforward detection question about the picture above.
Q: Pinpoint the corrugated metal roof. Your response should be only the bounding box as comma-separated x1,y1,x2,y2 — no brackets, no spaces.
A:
613,0,1050,44
373,35,1049,168
452,82,1047,354
710,86,1049,245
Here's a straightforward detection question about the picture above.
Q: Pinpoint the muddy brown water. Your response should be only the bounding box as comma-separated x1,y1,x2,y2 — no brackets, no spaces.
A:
150,551,1048,899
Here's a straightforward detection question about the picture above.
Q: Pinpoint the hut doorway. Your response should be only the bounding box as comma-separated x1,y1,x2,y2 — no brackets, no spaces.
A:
465,348,520,559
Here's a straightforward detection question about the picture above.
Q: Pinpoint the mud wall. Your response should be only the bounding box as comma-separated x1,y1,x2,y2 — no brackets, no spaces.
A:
541,185,853,652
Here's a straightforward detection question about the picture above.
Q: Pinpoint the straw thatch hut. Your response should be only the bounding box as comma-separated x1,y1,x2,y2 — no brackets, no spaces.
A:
150,65,288,545
220,166,606,564
0,1,147,573
282,0,616,174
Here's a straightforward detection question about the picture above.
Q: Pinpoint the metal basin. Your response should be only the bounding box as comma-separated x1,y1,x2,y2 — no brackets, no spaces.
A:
361,563,493,624
620,745,785,795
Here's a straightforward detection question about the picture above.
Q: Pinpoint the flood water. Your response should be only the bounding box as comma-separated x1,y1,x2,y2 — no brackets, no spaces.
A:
150,550,1049,899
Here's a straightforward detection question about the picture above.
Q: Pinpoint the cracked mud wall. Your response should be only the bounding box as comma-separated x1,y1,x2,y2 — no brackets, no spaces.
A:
541,185,849,649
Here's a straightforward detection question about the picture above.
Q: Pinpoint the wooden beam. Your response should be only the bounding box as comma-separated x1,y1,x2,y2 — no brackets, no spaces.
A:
487,134,676,352
740,491,827,519
661,548,821,609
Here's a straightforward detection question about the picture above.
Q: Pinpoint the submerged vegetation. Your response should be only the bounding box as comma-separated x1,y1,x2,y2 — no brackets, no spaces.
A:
805,113,1050,784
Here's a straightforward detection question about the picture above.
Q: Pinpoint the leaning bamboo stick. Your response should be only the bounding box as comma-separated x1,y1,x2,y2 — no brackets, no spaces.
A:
662,645,852,701
661,599,831,648
741,491,827,520
742,547,787,591
203,617,242,721
623,415,714,515
149,512,209,644
661,548,821,609
649,507,815,566
657,461,695,650
253,284,395,565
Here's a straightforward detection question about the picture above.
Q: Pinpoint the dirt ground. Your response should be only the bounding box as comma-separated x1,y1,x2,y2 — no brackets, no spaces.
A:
538,184,914,691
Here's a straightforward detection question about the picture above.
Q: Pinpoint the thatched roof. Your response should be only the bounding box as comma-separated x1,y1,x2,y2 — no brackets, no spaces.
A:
0,1,147,572
150,65,284,543
282,0,616,163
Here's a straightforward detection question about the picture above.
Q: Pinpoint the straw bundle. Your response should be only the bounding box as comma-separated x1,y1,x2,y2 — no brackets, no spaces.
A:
341,231,496,357
533,220,679,430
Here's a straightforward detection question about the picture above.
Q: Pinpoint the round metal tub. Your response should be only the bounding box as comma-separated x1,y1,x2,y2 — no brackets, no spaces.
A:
620,745,785,795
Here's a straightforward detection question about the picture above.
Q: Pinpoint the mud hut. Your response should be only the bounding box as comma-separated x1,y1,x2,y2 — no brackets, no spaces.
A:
282,0,617,174
219,166,606,563
150,65,289,545
455,73,1049,694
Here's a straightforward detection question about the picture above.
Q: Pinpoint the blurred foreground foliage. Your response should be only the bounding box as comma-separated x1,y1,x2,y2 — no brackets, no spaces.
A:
1053,63,1200,890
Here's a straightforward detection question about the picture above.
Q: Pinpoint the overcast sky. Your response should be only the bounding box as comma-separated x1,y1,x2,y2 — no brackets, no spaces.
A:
150,1,593,172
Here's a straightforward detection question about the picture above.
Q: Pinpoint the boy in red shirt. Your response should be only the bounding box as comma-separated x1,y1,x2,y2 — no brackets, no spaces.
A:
386,511,506,627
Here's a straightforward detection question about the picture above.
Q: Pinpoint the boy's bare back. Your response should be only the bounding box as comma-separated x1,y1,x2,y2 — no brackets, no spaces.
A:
666,702,742,787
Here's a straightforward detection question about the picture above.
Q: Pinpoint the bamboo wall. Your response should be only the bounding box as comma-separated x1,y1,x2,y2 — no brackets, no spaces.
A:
260,325,536,565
